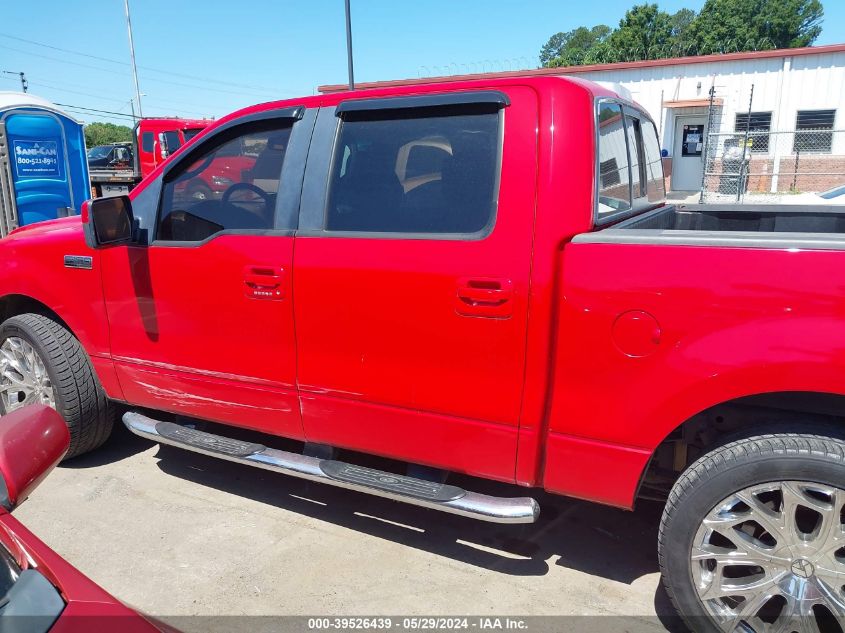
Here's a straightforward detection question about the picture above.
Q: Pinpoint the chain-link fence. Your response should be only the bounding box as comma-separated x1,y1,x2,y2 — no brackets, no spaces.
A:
701,127,845,203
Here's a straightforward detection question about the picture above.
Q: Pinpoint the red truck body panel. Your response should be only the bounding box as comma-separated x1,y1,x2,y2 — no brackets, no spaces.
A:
544,242,845,506
4,75,843,511
0,219,120,396
293,85,539,481
100,234,301,439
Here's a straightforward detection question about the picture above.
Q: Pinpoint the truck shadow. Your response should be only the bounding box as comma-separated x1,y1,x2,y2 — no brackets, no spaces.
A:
144,436,664,587
65,424,684,627
59,417,153,468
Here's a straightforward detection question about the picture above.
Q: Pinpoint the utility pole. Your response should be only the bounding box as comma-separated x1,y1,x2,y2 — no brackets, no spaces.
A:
2,71,27,92
344,0,355,90
124,0,144,118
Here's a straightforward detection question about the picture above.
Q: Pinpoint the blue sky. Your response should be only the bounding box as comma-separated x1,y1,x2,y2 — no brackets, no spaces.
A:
2,0,843,125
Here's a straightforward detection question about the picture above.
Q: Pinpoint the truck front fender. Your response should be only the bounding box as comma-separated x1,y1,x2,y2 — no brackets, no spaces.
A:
0,220,121,397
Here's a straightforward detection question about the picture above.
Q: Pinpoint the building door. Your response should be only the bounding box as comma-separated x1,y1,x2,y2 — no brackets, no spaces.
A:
672,116,707,190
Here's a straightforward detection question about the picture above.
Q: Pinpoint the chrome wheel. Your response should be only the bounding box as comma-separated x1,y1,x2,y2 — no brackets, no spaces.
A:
693,481,845,632
0,337,55,414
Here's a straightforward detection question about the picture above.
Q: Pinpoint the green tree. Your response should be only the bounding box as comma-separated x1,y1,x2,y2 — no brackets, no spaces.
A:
604,4,675,62
83,122,132,149
668,8,697,56
540,25,612,67
538,0,824,67
689,0,823,54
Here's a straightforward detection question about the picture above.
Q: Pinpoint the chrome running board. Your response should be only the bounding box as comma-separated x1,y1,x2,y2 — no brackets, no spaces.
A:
123,411,540,524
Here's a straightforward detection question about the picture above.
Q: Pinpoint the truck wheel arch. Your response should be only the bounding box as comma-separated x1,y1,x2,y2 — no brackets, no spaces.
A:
0,294,121,401
637,387,845,504
0,294,72,333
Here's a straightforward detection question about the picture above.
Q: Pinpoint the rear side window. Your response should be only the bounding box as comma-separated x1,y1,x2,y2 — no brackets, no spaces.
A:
163,131,181,153
625,115,646,200
325,107,500,235
596,103,632,218
141,132,154,153
183,128,202,143
642,120,666,202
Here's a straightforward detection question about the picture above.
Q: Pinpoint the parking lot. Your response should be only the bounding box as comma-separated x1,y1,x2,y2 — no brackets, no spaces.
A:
15,424,675,632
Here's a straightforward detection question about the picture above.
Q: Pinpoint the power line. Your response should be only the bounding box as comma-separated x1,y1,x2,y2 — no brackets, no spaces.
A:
2,75,214,119
135,72,272,97
1,74,211,120
64,110,136,124
28,80,130,104
0,42,278,100
59,102,210,123
7,73,217,115
1,69,27,92
0,43,129,77
0,31,287,94
54,103,136,119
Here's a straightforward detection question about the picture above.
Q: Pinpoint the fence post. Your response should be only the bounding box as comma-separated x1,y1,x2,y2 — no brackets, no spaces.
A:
736,84,754,202
698,85,716,204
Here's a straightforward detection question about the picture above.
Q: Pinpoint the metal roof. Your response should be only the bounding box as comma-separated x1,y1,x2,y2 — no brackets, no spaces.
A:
319,42,845,93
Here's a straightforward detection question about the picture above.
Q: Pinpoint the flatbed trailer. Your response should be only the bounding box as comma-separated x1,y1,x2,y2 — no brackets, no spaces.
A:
88,168,139,198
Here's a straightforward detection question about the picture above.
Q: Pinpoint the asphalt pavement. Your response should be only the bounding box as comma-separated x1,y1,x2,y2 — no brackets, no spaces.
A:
15,422,680,633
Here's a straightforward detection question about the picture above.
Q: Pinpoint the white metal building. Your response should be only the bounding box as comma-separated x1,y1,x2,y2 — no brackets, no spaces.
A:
320,43,845,195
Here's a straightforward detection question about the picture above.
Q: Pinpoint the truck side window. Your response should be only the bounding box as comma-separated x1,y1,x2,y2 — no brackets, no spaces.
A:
597,103,632,218
163,131,181,153
156,123,292,242
325,107,499,235
642,119,666,202
624,115,646,200
141,132,154,153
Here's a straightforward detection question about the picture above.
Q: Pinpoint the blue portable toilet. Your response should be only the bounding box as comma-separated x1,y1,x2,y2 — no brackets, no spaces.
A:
0,92,89,236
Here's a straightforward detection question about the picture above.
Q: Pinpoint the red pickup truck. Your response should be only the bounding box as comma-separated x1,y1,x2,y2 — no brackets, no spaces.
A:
2,75,844,631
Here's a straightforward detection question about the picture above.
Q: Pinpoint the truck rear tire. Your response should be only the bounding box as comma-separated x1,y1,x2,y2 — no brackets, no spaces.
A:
659,432,845,633
0,313,114,459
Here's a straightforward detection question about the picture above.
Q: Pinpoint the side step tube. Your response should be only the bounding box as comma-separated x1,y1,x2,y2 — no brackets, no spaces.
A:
123,412,540,524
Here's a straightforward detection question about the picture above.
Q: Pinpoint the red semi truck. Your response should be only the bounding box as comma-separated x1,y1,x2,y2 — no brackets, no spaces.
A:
1,75,844,632
88,117,210,198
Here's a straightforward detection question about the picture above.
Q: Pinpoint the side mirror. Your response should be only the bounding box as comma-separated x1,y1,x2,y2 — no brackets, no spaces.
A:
83,195,134,247
158,132,169,158
0,406,69,511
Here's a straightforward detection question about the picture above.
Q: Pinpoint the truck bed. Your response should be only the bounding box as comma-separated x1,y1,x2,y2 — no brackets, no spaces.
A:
576,203,845,249
623,203,845,233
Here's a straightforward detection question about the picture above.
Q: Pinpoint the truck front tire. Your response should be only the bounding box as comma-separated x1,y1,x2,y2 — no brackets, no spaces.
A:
659,432,845,632
0,313,114,459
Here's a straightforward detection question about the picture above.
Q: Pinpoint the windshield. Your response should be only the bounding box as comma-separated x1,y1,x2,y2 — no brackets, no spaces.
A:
87,146,112,160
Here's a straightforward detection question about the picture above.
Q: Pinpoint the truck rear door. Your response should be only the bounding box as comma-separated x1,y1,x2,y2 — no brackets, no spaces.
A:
293,87,538,481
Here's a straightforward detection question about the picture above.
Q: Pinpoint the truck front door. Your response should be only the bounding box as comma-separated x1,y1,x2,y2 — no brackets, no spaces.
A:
293,89,537,481
101,108,313,438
